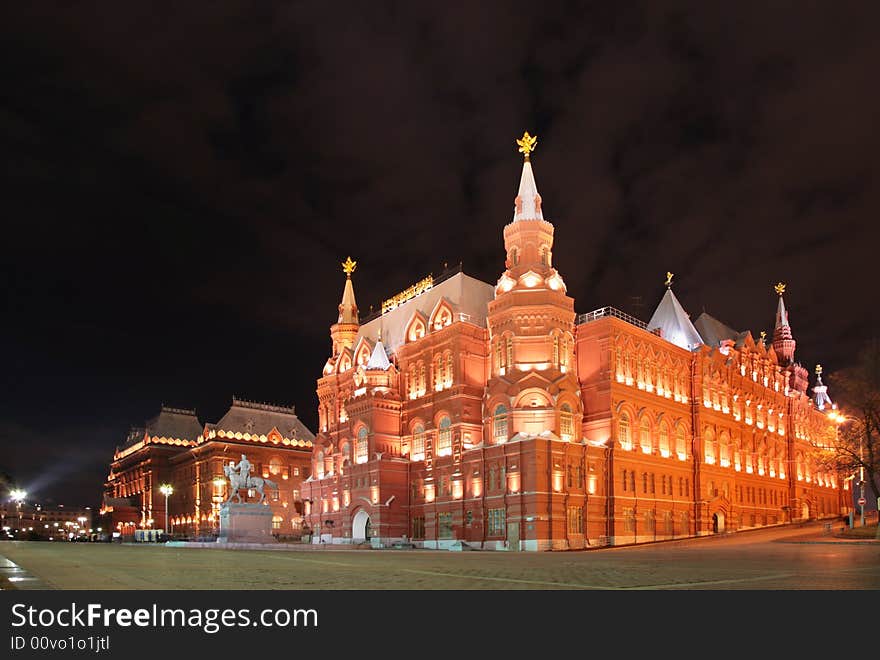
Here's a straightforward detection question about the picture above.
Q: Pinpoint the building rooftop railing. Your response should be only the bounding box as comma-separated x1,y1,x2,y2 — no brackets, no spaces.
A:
576,306,647,330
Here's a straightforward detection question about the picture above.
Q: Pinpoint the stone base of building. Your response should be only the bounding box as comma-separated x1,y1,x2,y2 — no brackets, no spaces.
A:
217,503,274,544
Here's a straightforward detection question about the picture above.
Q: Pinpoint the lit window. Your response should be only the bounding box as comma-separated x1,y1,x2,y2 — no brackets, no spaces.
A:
488,508,506,536
559,404,573,441
493,405,508,443
640,417,651,454
675,424,686,459
659,422,670,457
437,416,452,456
411,424,426,461
355,428,369,464
619,413,632,450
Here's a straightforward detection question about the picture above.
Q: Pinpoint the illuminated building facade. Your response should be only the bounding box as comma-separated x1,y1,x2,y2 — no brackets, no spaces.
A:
103,398,315,538
302,134,845,550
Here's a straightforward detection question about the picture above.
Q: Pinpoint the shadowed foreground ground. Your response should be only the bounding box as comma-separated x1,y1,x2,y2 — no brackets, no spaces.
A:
1,522,878,590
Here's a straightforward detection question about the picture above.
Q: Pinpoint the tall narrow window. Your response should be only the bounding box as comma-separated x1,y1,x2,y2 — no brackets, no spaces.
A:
493,405,508,443
411,424,426,461
433,354,443,392
659,422,670,457
553,335,560,368
355,427,369,464
418,362,426,396
640,417,651,454
619,413,632,450
704,428,716,464
444,352,453,388
559,404,573,441
505,337,513,370
437,416,452,456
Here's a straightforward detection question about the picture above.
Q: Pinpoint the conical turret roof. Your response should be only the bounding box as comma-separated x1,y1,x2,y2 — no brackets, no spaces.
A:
647,288,703,351
365,335,391,371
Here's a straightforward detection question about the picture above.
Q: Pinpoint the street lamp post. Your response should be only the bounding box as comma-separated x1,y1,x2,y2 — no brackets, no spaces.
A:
829,410,865,527
10,489,26,533
159,484,173,538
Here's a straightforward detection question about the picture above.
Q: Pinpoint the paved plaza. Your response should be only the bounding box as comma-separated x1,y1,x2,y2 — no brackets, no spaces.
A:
1,522,878,590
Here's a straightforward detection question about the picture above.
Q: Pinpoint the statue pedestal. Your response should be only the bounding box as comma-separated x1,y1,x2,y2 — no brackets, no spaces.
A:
217,503,274,544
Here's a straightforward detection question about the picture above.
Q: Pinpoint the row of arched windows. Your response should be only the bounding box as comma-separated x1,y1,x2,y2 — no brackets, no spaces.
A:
618,413,687,459
408,415,453,461
615,346,687,402
406,353,454,400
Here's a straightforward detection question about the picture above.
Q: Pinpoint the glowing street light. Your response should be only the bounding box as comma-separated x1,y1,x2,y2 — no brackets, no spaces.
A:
159,484,173,538
829,408,865,527
10,489,26,532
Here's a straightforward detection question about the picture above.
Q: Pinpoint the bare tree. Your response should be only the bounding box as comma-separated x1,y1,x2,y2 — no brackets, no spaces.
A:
829,339,880,515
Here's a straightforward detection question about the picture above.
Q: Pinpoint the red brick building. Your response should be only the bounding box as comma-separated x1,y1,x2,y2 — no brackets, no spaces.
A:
103,398,315,539
302,136,846,550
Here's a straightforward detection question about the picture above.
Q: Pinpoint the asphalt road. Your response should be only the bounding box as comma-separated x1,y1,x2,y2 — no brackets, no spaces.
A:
1,522,877,590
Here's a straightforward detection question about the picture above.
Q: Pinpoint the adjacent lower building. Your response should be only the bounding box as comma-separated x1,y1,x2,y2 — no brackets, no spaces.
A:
103,398,315,539
301,134,847,550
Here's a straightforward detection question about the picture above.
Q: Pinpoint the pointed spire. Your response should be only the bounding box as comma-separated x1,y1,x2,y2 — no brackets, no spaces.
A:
338,256,359,325
513,132,543,222
365,334,391,371
812,364,833,411
771,282,796,366
647,280,703,351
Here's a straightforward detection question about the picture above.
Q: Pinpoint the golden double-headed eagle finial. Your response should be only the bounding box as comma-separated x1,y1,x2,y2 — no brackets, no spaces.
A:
815,364,823,376
665,271,674,288
516,131,538,161
774,282,786,296
759,330,767,344
341,256,357,277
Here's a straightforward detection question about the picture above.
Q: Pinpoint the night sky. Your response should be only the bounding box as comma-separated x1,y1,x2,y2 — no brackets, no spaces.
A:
2,2,878,508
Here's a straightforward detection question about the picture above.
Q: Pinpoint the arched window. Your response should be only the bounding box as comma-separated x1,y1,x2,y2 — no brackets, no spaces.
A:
493,405,508,443
540,245,550,266
505,337,513,369
719,432,730,467
444,352,453,388
553,334,560,368
355,427,369,464
658,422,670,457
340,441,350,464
315,450,325,479
640,416,651,454
675,424,686,459
411,424,426,461
437,416,452,456
703,428,716,464
618,413,632,450
559,403,573,441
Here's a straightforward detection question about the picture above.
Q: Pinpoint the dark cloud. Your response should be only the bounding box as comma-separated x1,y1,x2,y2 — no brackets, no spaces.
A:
2,1,878,505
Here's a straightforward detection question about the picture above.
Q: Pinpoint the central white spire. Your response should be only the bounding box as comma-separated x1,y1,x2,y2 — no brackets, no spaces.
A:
513,160,544,222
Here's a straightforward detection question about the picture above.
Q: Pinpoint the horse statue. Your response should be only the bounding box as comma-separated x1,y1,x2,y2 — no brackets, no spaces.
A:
223,463,279,504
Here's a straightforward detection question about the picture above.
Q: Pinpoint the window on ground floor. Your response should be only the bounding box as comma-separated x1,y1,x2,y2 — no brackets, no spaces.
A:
411,516,425,540
567,506,583,534
438,512,453,539
487,508,506,536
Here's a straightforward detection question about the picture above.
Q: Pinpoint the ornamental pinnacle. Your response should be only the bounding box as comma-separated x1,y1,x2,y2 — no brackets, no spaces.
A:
516,131,538,161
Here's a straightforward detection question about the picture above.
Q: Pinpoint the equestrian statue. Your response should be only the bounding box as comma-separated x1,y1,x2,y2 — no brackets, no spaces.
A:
222,453,278,504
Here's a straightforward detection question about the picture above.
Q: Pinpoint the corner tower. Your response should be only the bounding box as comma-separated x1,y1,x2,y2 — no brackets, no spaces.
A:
485,133,581,440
